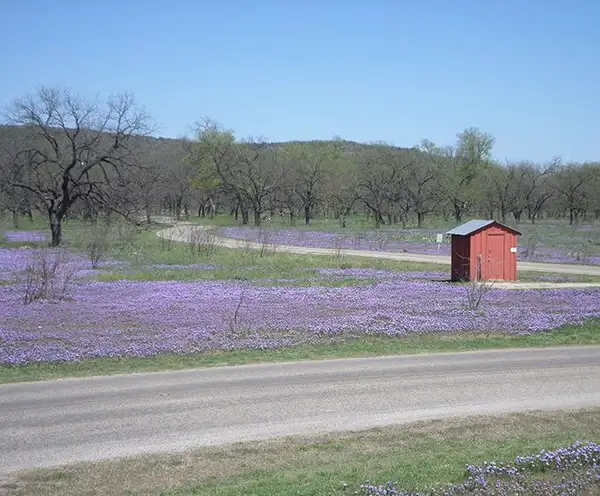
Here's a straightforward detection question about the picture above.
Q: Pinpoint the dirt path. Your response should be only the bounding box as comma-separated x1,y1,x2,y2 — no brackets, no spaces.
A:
155,223,600,287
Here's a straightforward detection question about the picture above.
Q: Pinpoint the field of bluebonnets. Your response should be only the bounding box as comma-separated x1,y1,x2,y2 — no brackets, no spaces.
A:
361,441,600,495
1,218,600,367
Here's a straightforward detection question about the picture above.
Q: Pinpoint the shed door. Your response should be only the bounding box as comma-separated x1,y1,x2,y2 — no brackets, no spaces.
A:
487,234,505,280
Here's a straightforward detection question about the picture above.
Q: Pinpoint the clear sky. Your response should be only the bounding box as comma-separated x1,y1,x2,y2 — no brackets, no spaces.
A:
1,0,598,163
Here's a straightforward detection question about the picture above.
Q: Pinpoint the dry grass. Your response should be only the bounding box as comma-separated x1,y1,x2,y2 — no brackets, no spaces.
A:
4,408,600,495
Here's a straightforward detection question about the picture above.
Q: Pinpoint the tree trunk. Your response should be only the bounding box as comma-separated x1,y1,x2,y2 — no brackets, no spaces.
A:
417,212,424,228
241,205,249,225
175,198,182,221
453,203,463,222
254,210,262,227
304,204,311,226
85,201,97,225
290,211,295,226
49,210,62,247
12,210,19,228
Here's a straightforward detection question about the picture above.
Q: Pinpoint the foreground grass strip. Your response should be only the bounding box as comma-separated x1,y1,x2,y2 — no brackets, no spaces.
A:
5,409,600,496
1,321,598,384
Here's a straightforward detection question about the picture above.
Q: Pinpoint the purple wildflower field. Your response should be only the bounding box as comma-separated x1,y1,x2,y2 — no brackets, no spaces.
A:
361,440,600,495
1,253,599,364
3,230,49,243
0,247,124,282
221,226,600,265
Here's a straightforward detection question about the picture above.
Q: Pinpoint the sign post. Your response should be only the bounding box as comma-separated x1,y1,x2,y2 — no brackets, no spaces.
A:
436,233,443,251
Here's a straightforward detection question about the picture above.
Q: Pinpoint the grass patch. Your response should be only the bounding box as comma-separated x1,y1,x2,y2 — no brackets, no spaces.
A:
518,271,600,283
6,408,600,495
96,229,448,282
1,320,598,384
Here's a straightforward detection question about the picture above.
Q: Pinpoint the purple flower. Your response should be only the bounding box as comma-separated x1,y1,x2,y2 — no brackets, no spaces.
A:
2,266,599,364
3,231,48,243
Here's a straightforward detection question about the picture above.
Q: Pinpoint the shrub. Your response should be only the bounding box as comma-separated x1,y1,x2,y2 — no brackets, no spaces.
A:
18,248,75,305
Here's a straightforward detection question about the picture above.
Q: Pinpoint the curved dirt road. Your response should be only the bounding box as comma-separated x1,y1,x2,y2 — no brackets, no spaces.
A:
1,346,600,475
157,223,600,278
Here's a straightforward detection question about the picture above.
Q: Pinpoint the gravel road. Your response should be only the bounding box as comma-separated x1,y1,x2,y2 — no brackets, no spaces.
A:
2,346,600,475
156,224,600,278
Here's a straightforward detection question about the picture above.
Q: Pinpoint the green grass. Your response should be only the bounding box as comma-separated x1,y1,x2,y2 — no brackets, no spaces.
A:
0,215,48,234
1,320,598,384
518,271,600,283
97,254,446,283
86,226,449,281
6,409,600,495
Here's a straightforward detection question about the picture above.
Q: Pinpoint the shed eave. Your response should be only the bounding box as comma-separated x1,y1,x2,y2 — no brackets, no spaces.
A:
446,219,521,236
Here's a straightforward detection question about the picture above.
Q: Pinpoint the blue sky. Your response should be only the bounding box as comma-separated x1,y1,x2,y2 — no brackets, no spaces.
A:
1,0,598,163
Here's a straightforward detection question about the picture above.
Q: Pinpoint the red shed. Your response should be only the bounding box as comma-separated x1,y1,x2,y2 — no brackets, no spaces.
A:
446,220,521,282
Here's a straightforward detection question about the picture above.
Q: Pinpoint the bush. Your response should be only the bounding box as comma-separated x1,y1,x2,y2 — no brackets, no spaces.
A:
187,226,221,257
18,248,75,304
85,224,111,268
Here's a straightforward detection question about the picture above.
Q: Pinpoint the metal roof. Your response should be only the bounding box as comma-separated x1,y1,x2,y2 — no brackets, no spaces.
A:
446,219,521,236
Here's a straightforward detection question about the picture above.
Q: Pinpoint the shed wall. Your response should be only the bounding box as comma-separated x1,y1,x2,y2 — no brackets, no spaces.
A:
450,236,470,281
468,225,518,281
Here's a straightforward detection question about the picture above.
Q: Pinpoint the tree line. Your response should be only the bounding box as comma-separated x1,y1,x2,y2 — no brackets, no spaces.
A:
1,87,599,246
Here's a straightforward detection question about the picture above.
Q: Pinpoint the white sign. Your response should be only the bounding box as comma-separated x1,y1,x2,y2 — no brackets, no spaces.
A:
436,234,443,244
510,247,517,253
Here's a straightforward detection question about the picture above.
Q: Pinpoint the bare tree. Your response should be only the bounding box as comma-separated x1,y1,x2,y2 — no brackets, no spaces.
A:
277,163,302,225
554,163,597,224
404,150,439,227
487,163,522,223
357,145,410,228
4,87,151,245
419,140,477,222
517,160,556,223
0,126,37,226
325,162,359,228
279,142,339,225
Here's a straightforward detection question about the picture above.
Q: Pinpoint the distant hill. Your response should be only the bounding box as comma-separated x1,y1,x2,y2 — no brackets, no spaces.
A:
0,124,415,162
